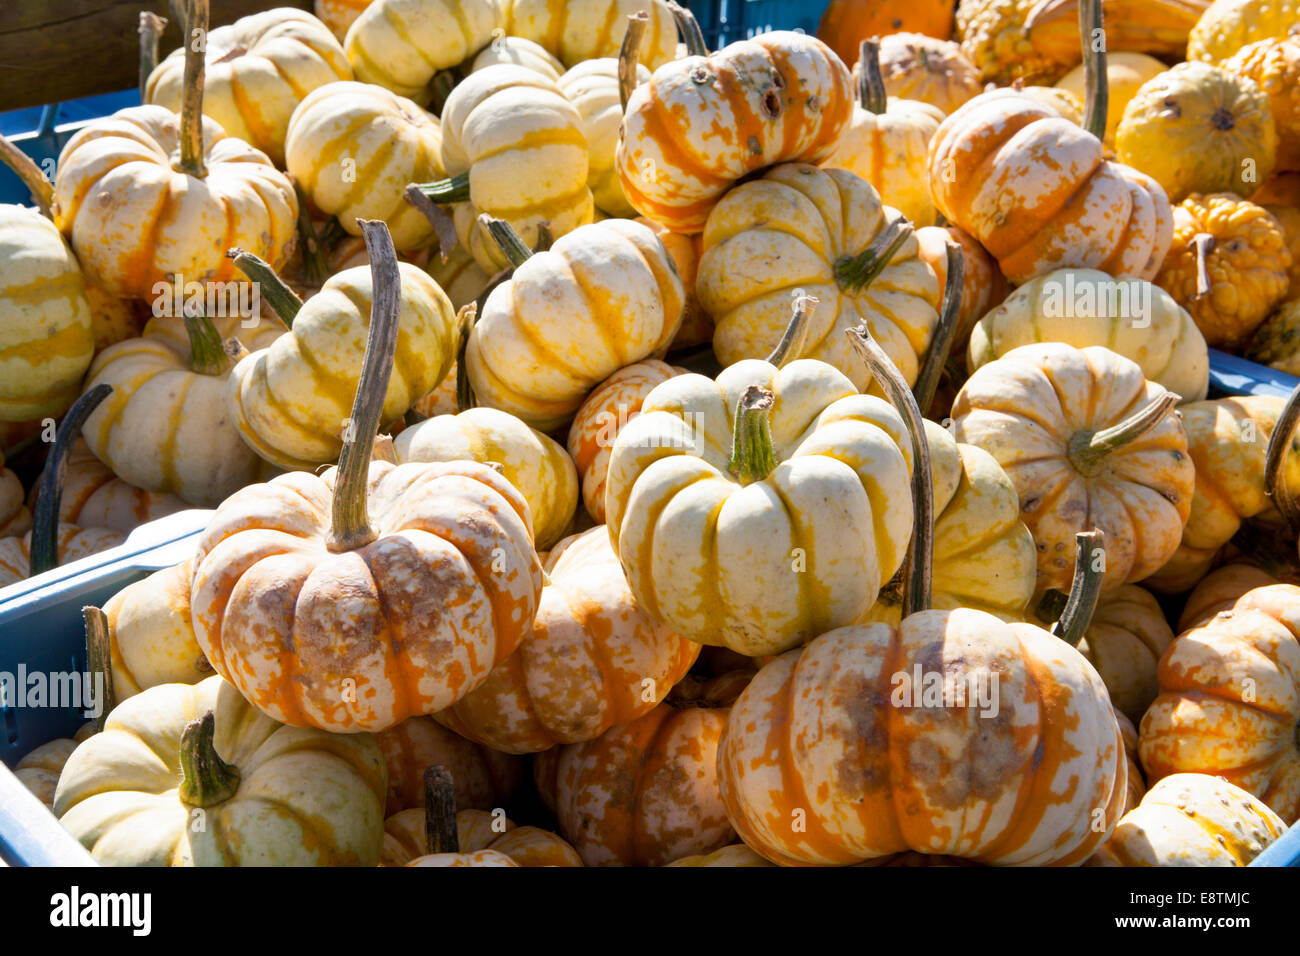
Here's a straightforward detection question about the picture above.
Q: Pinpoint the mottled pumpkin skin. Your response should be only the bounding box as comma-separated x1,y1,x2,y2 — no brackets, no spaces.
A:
952,344,1195,593
1115,710,1146,813
1248,298,1300,374
1223,35,1300,172
1116,63,1277,203
1141,586,1300,823
54,676,388,866
718,610,1127,866
876,34,983,116
867,421,1036,627
103,559,211,701
286,82,444,252
316,0,374,40
1090,773,1286,866
551,699,737,866
14,724,94,809
616,32,854,233
605,359,915,657
82,314,284,508
1180,563,1281,630
383,807,582,865
394,407,578,550
374,716,521,816
634,218,711,350
507,0,678,70
436,527,699,753
0,205,95,422
929,90,1173,284
1056,52,1167,146
465,219,684,432
1187,0,1300,64
344,0,506,100
189,460,544,733
146,9,351,166
966,269,1210,403
53,106,298,300
698,164,941,392
820,2,956,66
43,439,187,533
470,35,564,79
440,65,593,272
558,59,650,218
0,526,126,587
228,262,457,471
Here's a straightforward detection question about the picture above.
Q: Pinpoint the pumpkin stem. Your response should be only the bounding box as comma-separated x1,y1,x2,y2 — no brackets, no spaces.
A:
833,215,913,293
857,38,887,115
29,384,113,577
292,189,333,293
178,712,240,808
667,1,709,56
184,312,229,376
765,294,816,367
911,240,965,415
139,11,167,100
455,303,478,413
227,247,302,329
327,220,402,554
424,766,459,855
534,221,554,253
845,324,934,618
82,606,116,733
619,10,650,113
1078,0,1108,141
481,214,534,269
410,172,471,205
177,0,208,179
1192,233,1216,297
404,183,460,258
728,386,778,485
1050,529,1106,646
428,69,458,117
1265,379,1300,536
0,135,54,217
1067,391,1179,476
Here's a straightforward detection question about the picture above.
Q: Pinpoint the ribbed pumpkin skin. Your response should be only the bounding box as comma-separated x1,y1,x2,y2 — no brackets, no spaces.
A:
52,106,298,300
567,360,685,524
344,0,506,100
604,359,914,657
506,0,677,70
46,439,187,532
552,700,737,866
440,65,593,271
951,344,1195,593
464,219,683,432
374,716,521,816
14,726,93,810
718,610,1127,866
286,82,443,252
54,676,388,866
81,315,284,508
316,0,374,40
1141,585,1300,823
1187,0,1300,64
393,406,579,550
383,808,582,865
1055,52,1167,146
103,559,210,700
698,164,941,391
966,269,1210,403
866,420,1036,628
915,224,1007,350
559,59,650,218
928,91,1173,284
1222,36,1300,171
189,460,545,733
470,36,564,79
635,218,710,349
0,206,94,422
145,9,351,166
0,526,125,588
1115,710,1146,813
436,527,699,753
1157,194,1292,350
818,1,956,65
1116,63,1277,203
228,263,457,471
616,32,854,233
1090,773,1286,866
823,96,945,227
1180,563,1282,629
876,34,983,116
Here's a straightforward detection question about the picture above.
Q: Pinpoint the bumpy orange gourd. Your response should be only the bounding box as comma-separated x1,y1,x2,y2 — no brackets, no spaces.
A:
1223,33,1300,172
1187,0,1300,64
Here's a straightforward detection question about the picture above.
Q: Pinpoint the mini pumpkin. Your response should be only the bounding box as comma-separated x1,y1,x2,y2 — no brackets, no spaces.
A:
558,57,650,218
14,724,95,810
102,560,211,701
875,33,983,116
506,0,677,70
470,35,564,80
915,224,1008,352
1055,52,1168,146
0,526,125,588
375,716,522,816
1222,32,1300,172
316,0,374,40
818,0,956,66
0,448,30,537
1186,0,1300,65
37,438,187,533
383,805,581,866
634,217,710,350
1179,562,1282,629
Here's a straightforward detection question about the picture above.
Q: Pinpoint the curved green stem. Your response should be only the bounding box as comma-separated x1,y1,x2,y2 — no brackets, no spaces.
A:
410,172,471,205
857,38,887,115
1067,392,1179,476
178,712,240,808
424,766,459,855
764,295,816,368
912,241,965,416
177,0,208,179
30,384,113,576
327,219,402,553
455,303,477,413
619,10,650,113
0,134,53,217
292,188,332,292
184,312,227,376
481,215,533,269
139,11,167,100
728,386,777,485
227,247,302,329
834,215,913,293
1050,529,1106,646
845,325,933,618
667,1,709,56
82,606,116,733
1265,380,1300,536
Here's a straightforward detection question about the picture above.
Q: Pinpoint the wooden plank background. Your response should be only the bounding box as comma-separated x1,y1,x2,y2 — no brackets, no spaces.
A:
0,1,313,112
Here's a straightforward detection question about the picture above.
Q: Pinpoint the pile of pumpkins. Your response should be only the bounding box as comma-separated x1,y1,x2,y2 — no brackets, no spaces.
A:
3,0,1300,866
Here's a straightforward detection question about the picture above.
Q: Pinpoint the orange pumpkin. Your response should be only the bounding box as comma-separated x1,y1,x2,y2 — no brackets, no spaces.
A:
818,0,956,67
875,33,983,117
374,716,521,817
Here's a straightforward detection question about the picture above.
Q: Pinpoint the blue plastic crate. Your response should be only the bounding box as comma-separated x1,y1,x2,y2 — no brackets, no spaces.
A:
687,0,832,48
